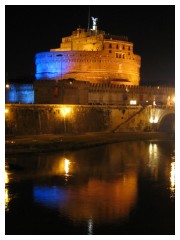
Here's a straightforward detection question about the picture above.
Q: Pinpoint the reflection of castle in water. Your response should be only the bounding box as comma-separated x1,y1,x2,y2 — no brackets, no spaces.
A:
6,141,175,224
34,172,137,224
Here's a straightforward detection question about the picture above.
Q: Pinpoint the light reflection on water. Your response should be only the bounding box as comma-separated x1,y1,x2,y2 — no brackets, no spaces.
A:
33,171,137,224
5,166,10,211
5,140,175,234
88,217,93,235
170,161,175,198
147,143,159,179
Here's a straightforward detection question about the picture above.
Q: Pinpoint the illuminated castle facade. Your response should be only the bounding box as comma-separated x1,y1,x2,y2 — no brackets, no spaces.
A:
6,19,175,106
35,18,141,85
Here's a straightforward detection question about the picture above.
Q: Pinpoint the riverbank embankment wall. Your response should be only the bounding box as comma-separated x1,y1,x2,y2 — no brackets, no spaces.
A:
5,104,154,136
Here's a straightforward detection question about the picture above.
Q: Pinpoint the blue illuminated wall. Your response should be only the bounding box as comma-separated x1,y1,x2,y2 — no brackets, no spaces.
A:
35,52,70,80
5,84,34,104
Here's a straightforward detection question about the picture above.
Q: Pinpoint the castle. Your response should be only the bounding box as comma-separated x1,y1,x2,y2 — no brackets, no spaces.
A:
6,18,175,106
35,17,141,85
5,18,175,135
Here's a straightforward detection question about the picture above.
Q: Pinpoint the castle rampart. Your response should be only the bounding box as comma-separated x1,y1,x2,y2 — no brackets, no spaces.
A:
33,79,175,106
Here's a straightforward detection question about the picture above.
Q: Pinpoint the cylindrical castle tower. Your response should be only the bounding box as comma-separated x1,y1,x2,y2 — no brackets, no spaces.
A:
35,20,141,85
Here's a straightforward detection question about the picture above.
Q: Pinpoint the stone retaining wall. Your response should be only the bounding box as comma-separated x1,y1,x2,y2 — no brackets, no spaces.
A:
5,104,151,135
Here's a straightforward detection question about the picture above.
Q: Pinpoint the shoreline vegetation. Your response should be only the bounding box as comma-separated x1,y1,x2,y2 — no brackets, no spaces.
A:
5,132,175,155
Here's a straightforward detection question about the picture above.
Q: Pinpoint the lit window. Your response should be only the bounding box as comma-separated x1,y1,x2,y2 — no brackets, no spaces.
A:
130,100,137,105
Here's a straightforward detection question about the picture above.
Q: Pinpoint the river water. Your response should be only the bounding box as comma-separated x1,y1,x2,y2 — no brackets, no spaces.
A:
5,140,175,235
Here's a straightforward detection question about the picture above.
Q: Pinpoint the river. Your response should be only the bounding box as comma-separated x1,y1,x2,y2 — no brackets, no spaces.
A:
5,140,175,235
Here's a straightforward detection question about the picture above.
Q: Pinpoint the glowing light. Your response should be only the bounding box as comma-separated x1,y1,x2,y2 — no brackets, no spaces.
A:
88,218,93,235
130,100,137,105
61,107,71,117
5,170,10,211
170,162,175,190
6,84,10,88
149,143,158,156
148,143,159,179
64,158,70,175
153,100,156,106
153,117,158,123
149,116,158,123
5,108,9,114
5,170,9,184
5,188,10,211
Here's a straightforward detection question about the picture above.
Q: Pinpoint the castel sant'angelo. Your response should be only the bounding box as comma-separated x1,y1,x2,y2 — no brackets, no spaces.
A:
33,18,174,106
5,17,175,135
35,17,141,85
5,17,173,106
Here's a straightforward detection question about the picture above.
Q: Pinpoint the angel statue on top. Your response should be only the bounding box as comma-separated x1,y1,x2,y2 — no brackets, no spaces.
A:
91,17,98,30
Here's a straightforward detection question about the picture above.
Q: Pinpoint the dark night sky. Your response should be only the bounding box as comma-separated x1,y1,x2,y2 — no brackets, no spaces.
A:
5,5,175,86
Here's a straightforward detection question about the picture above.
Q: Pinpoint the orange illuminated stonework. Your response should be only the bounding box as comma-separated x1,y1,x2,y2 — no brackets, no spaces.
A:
36,21,141,85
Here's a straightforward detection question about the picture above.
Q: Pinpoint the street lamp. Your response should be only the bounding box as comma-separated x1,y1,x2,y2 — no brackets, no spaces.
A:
61,107,71,117
61,107,71,133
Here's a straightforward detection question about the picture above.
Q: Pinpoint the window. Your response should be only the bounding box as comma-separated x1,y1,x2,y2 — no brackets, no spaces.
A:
115,52,122,58
116,44,119,49
109,50,112,53
109,44,112,48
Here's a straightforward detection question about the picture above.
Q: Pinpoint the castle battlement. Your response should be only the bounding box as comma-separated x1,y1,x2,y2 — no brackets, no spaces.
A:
33,79,175,106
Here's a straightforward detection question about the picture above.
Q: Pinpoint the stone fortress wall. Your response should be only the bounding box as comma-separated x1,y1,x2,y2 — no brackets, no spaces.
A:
35,49,140,85
5,80,175,106
34,79,175,106
36,26,141,85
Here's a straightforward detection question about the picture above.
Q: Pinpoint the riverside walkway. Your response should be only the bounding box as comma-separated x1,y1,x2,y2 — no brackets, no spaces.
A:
5,132,173,154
